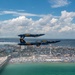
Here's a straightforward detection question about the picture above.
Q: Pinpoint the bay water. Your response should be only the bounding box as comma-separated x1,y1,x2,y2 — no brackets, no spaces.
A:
0,63,75,75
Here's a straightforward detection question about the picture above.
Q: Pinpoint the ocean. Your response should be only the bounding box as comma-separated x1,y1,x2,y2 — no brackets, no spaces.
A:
1,63,75,75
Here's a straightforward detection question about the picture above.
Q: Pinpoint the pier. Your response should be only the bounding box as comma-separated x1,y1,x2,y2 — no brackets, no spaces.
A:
0,55,11,71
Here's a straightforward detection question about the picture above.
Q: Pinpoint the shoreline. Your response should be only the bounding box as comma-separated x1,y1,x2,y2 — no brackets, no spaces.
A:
8,60,75,65
9,55,75,64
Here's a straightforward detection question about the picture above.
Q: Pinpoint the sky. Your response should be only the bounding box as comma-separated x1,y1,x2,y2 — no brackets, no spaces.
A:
0,0,75,39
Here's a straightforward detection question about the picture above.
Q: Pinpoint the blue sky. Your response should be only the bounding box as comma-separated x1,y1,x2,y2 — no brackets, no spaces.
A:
0,0,75,39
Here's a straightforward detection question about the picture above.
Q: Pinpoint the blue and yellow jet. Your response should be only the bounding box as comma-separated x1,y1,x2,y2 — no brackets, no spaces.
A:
18,34,45,37
18,34,60,47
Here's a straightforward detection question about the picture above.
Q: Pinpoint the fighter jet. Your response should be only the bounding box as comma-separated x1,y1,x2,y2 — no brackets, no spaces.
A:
18,34,60,47
18,40,60,47
18,33,45,38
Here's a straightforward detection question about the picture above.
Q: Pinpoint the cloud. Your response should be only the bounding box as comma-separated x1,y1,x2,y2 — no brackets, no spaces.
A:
0,10,75,38
0,16,33,37
59,26,72,32
0,10,45,17
49,0,70,8
50,18,58,24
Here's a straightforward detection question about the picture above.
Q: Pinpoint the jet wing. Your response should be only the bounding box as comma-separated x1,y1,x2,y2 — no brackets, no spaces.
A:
47,40,60,44
41,40,60,44
18,34,45,37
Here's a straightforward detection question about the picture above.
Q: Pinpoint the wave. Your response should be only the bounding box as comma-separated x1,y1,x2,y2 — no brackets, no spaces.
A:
0,42,17,45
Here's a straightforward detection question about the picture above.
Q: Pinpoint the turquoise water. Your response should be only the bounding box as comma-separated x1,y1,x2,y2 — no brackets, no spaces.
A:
0,63,75,75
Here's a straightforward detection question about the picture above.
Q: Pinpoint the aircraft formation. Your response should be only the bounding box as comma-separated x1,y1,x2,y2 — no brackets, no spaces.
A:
18,34,60,47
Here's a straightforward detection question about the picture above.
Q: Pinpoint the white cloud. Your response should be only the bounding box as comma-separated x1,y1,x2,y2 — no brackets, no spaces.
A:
0,10,45,17
0,16,34,37
49,0,70,8
61,10,75,19
50,18,58,24
59,26,72,32
0,10,75,38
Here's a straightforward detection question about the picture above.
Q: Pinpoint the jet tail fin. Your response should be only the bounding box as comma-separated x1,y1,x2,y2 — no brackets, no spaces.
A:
20,37,26,43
